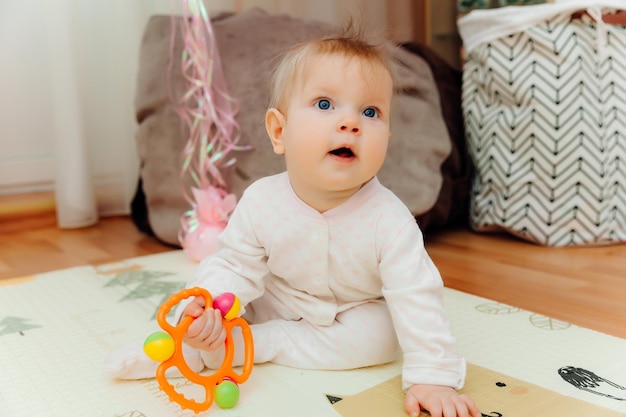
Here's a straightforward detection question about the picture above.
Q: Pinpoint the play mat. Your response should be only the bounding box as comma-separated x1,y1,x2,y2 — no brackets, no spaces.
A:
1,251,625,416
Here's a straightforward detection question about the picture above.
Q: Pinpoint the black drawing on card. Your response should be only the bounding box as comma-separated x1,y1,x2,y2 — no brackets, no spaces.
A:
326,394,343,404
477,382,506,417
558,366,626,401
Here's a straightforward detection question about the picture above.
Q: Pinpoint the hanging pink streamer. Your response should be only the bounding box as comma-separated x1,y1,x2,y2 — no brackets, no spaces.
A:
169,0,246,261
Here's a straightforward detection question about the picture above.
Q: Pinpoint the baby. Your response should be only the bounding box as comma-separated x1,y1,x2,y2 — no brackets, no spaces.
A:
107,28,480,417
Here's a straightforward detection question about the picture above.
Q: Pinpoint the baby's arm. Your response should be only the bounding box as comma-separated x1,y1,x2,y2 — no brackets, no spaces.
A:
181,297,226,351
377,216,481,416
404,384,480,417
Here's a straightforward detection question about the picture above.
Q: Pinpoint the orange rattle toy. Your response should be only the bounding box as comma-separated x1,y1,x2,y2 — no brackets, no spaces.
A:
144,287,254,413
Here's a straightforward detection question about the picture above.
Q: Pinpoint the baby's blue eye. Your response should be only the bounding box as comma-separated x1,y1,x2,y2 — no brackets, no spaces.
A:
315,99,332,110
363,107,378,118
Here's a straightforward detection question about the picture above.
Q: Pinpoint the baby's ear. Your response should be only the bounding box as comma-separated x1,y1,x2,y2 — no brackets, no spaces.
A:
265,108,286,155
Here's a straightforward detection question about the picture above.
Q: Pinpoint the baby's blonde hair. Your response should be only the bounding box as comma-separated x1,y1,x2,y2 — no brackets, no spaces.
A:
268,25,392,112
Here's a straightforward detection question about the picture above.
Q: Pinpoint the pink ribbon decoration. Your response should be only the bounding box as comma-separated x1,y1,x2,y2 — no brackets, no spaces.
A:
180,186,237,262
170,0,247,261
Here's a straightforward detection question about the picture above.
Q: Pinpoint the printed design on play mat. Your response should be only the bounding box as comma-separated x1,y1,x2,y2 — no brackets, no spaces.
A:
328,363,624,417
102,269,185,320
475,302,571,330
114,411,147,417
559,366,626,402
325,370,508,417
0,316,41,337
326,393,501,417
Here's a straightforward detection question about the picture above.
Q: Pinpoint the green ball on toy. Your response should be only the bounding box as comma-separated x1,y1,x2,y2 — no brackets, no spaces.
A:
214,379,240,409
143,331,175,362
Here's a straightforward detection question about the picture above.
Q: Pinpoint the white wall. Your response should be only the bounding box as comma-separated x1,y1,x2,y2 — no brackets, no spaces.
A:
1,2,57,193
0,0,411,216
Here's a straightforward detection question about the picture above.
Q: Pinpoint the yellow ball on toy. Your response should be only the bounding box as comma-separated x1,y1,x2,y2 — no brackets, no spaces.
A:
213,292,241,320
144,331,175,362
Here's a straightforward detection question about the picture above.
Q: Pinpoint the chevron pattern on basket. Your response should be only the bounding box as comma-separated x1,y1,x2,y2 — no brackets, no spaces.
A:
462,13,626,246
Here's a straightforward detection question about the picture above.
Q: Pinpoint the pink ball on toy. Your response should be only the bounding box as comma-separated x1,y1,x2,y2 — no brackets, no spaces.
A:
213,292,241,320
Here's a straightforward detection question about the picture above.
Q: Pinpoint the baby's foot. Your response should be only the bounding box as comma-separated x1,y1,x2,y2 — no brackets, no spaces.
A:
104,342,204,379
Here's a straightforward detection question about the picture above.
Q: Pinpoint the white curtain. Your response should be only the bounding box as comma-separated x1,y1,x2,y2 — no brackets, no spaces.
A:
3,0,407,229
43,0,180,228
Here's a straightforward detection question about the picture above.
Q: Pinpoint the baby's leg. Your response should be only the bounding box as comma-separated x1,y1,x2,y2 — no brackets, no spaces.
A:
201,300,399,370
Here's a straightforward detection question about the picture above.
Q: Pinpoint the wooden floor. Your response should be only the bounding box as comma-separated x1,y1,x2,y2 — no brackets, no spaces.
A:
1,208,625,340
425,229,626,340
0,212,173,281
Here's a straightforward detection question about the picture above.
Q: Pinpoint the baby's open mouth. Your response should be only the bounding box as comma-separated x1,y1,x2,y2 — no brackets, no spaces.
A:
329,147,355,158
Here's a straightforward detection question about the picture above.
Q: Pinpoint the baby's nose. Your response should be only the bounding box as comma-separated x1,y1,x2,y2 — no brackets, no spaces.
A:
338,116,360,134
339,125,360,133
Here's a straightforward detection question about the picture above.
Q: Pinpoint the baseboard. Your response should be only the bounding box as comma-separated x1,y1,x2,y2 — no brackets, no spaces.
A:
0,191,56,218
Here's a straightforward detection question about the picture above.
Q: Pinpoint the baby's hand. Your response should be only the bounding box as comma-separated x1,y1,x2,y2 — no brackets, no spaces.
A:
404,384,480,417
181,297,226,351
